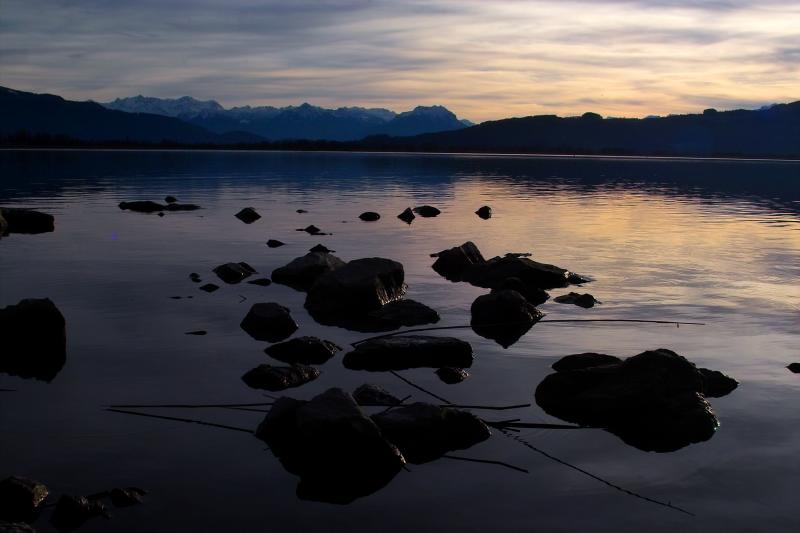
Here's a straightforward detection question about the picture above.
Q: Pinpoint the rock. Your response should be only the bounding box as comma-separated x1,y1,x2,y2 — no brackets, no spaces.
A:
272,252,346,291
242,364,320,391
435,367,469,384
199,283,219,293
189,272,201,283
372,403,491,463
413,205,441,217
0,208,55,234
397,207,415,224
495,277,549,306
551,353,622,372
352,384,401,406
305,258,406,319
185,330,207,336
158,212,165,217
119,201,199,213
359,212,380,222
0,212,7,237
247,278,272,287
163,203,200,211
787,363,800,373
309,244,334,253
365,300,440,330
471,290,544,348
343,336,473,371
234,207,261,224
296,209,308,213
265,336,342,365
266,239,285,248
475,206,492,219
164,196,177,204
0,299,66,382
297,224,326,235
698,368,740,397
50,495,106,531
255,388,405,503
109,487,146,507
0,521,35,532
535,348,738,452
463,254,584,290
213,262,256,284
240,303,298,342
0,476,48,523
431,241,486,282
553,292,600,308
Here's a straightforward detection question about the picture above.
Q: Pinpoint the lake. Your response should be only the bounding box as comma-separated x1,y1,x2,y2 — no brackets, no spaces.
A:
1,150,799,532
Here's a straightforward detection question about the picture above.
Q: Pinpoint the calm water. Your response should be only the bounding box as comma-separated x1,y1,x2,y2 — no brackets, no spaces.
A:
1,150,799,532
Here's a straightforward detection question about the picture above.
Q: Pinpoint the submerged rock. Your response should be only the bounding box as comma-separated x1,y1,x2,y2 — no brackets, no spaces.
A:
413,205,441,218
431,241,486,282
0,207,55,234
435,367,470,384
266,239,285,248
471,290,544,348
0,476,49,523
242,364,320,391
0,298,66,382
535,348,738,452
475,206,492,219
240,303,298,342
234,207,261,224
199,283,219,293
397,207,415,224
213,262,256,284
272,252,346,291
265,336,342,365
359,212,381,222
50,495,107,531
553,292,600,308
343,336,473,371
255,388,405,503
352,384,402,406
372,403,491,463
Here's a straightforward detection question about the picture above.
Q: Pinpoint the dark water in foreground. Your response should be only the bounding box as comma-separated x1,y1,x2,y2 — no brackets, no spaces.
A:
1,150,799,532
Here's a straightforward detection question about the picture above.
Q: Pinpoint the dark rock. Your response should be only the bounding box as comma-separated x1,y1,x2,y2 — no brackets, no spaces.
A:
495,277,549,306
0,208,55,234
255,388,405,504
343,336,473,371
199,283,219,293
365,300,440,330
296,209,308,213
431,241,486,282
535,348,737,452
213,262,256,284
352,384,401,406
0,521,35,532
118,200,165,213
272,252,346,291
305,258,406,319
0,212,7,237
0,476,48,523
157,212,165,217
436,367,469,384
552,353,623,372
463,254,584,291
297,224,326,235
247,278,272,287
109,487,146,507
567,272,592,284
309,244,334,253
234,207,261,224
787,363,800,373
0,298,66,382
240,303,298,342
266,239,285,248
372,403,491,463
698,368,739,397
50,495,107,532
397,207,415,224
471,290,544,348
265,336,341,365
185,330,207,336
169,296,182,300
359,212,381,222
413,205,441,217
163,203,200,212
475,206,492,219
242,364,320,391
164,196,177,204
553,292,600,308
189,272,201,283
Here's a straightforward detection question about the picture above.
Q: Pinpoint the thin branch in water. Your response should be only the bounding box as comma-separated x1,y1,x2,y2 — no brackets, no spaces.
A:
221,406,270,413
107,402,273,409
378,395,412,414
485,420,586,430
106,408,253,434
446,403,531,411
389,370,452,404
442,454,529,474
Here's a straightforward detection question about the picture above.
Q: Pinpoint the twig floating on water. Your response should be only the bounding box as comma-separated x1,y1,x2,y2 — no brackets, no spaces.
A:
447,403,531,411
442,454,529,474
107,402,273,409
485,420,586,430
106,408,254,434
390,370,452,404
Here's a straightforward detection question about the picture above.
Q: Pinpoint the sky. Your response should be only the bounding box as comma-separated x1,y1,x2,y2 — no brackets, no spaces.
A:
1,0,798,122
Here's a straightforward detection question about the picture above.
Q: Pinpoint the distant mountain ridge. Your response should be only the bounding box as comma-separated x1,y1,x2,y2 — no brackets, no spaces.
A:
104,96,470,141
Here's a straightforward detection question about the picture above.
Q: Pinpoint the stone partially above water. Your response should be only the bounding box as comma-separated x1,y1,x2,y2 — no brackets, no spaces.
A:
787,363,800,374
0,208,55,234
413,205,441,218
471,289,544,348
266,239,285,248
240,303,298,342
242,364,320,391
0,476,49,523
213,262,256,284
435,367,470,384
475,206,492,219
397,207,415,224
343,335,473,371
0,298,66,382
359,212,381,222
265,336,342,365
431,241,486,282
352,384,402,406
271,252,346,291
234,207,261,224
553,292,600,308
119,200,200,213
365,300,440,330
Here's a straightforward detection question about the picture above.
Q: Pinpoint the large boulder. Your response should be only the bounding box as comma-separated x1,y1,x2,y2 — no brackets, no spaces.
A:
343,336,473,371
255,388,405,504
431,241,486,282
471,290,544,348
0,298,66,382
0,476,48,523
265,336,342,365
305,258,406,319
535,349,738,452
240,303,298,342
463,254,587,290
242,364,320,391
0,208,54,234
271,252,346,291
372,403,491,463
213,262,256,284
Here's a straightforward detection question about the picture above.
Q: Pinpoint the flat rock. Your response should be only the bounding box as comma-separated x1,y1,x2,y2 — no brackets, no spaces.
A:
463,254,586,290
240,303,298,342
553,292,600,308
552,353,622,372
352,384,402,406
50,495,107,531
266,239,285,248
213,262,256,284
199,283,219,293
471,289,544,348
343,336,473,371
372,403,491,463
365,300,440,330
475,206,492,219
265,336,342,365
431,241,486,282
0,298,66,382
0,207,55,234
272,252,346,291
413,205,441,217
435,367,470,384
235,207,261,224
242,364,320,391
255,388,405,503
0,476,49,523
359,212,381,222
397,207,415,224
